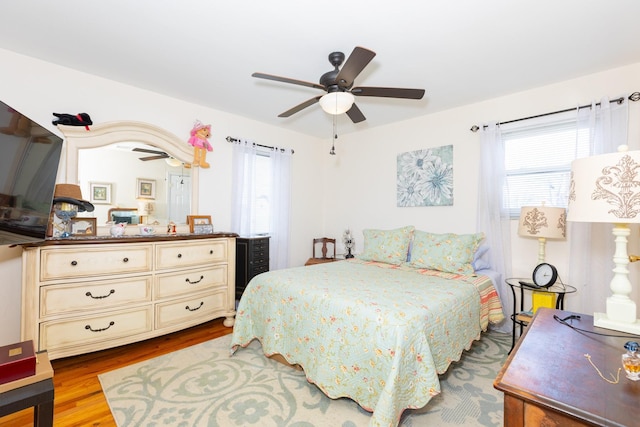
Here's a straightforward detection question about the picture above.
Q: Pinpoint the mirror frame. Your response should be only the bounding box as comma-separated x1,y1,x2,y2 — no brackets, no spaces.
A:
58,120,199,217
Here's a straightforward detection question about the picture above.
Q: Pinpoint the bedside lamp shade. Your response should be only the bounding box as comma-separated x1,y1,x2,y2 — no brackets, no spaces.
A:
567,145,640,334
518,205,566,263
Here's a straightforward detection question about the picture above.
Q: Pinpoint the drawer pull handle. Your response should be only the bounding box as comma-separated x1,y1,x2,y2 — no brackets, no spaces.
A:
185,301,204,312
85,321,115,332
71,260,78,266
122,257,129,263
86,289,115,299
209,250,214,254
185,275,204,285
177,253,182,258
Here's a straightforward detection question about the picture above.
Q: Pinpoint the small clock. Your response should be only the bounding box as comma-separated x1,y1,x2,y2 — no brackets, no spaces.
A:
532,263,558,288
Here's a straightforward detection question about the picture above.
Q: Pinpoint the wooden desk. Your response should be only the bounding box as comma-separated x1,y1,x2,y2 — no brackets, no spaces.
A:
0,352,54,427
494,308,639,427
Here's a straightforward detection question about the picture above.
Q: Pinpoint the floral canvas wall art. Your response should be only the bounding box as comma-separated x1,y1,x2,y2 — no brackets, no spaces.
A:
397,145,453,207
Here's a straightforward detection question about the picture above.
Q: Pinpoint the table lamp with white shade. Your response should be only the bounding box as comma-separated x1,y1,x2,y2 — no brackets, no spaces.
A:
567,145,640,335
518,205,566,263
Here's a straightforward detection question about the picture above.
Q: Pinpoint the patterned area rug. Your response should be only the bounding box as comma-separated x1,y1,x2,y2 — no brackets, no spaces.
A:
99,331,510,427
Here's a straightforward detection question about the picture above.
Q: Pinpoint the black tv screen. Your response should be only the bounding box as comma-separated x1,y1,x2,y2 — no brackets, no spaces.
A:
0,101,63,245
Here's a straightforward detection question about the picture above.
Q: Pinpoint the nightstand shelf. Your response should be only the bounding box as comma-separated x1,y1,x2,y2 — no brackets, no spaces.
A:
505,278,576,353
514,311,533,324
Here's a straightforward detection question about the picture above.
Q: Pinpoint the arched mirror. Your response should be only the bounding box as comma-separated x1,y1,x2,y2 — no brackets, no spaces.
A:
59,121,199,227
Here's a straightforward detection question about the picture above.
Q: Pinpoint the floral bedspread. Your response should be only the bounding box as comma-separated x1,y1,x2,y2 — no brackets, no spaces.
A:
230,259,504,427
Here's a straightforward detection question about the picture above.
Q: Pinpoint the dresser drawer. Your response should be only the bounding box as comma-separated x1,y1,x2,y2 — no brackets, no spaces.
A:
250,238,269,251
40,276,152,317
156,239,228,270
39,306,153,351
155,265,227,299
251,262,269,275
155,290,226,330
40,245,152,281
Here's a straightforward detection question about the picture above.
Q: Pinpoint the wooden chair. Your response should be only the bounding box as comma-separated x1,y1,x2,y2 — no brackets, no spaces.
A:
305,237,337,266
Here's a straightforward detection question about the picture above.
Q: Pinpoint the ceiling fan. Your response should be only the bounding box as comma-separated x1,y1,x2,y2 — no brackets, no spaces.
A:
252,46,425,123
132,147,170,161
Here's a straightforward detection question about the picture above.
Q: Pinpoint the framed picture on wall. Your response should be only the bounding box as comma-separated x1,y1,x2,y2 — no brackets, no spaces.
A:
89,182,112,204
136,178,156,199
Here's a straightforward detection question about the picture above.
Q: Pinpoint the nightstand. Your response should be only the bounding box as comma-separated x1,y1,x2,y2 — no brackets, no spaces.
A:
235,236,270,300
505,278,576,353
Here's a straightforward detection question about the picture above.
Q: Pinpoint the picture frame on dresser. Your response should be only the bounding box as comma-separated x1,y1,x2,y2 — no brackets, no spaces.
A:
187,215,212,233
70,218,97,236
50,216,98,238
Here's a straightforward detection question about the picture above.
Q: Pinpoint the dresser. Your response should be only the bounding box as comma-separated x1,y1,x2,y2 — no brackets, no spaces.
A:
21,234,237,360
235,236,269,300
494,307,639,427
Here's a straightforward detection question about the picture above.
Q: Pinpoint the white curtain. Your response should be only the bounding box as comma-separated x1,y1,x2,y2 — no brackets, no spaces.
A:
567,98,629,315
231,142,292,270
477,123,512,332
231,142,257,236
268,147,292,270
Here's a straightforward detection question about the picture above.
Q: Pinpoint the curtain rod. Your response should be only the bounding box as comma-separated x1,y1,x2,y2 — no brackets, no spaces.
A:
225,136,294,154
470,91,640,132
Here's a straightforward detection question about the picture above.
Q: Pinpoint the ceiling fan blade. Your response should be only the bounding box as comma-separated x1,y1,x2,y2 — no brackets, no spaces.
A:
335,47,376,88
132,147,167,155
139,154,168,161
351,86,425,99
278,96,322,118
252,72,325,91
346,103,366,123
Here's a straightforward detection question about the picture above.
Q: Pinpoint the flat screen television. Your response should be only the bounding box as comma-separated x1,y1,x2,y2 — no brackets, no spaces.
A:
0,100,63,246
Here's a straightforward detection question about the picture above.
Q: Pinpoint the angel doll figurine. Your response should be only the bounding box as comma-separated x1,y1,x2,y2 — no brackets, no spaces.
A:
343,229,355,259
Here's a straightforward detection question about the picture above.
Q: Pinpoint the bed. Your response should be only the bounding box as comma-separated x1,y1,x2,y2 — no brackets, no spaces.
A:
230,227,504,427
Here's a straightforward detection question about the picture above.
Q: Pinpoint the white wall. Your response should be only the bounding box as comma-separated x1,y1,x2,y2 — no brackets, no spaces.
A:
0,48,325,345
323,61,640,317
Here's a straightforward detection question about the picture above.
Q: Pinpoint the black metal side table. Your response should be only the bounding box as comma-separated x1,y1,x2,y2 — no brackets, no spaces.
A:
505,278,576,353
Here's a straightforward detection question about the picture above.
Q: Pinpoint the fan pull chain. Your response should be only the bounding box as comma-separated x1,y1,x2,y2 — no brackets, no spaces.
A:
330,97,338,155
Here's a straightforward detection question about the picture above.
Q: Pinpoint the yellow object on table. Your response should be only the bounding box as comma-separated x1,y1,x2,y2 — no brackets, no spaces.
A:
532,290,556,314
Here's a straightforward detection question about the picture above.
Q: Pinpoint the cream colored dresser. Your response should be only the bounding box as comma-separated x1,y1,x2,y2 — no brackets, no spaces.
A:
21,234,237,360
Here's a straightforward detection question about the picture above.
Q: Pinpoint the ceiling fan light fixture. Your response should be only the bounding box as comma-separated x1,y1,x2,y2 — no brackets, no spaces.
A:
165,157,182,167
319,92,355,115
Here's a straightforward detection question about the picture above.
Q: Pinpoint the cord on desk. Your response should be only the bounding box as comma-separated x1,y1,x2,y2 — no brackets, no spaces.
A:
553,314,640,338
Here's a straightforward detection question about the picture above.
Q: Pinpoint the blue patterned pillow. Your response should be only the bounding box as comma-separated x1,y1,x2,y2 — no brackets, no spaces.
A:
358,226,415,265
407,231,485,274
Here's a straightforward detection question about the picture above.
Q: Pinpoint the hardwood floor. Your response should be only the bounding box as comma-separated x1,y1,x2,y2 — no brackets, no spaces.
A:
1,319,233,427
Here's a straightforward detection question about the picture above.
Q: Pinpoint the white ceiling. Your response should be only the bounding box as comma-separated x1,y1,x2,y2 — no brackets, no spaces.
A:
1,1,640,139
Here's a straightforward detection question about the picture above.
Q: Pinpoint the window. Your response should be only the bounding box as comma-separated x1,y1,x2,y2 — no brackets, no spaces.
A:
252,152,272,234
502,113,590,218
